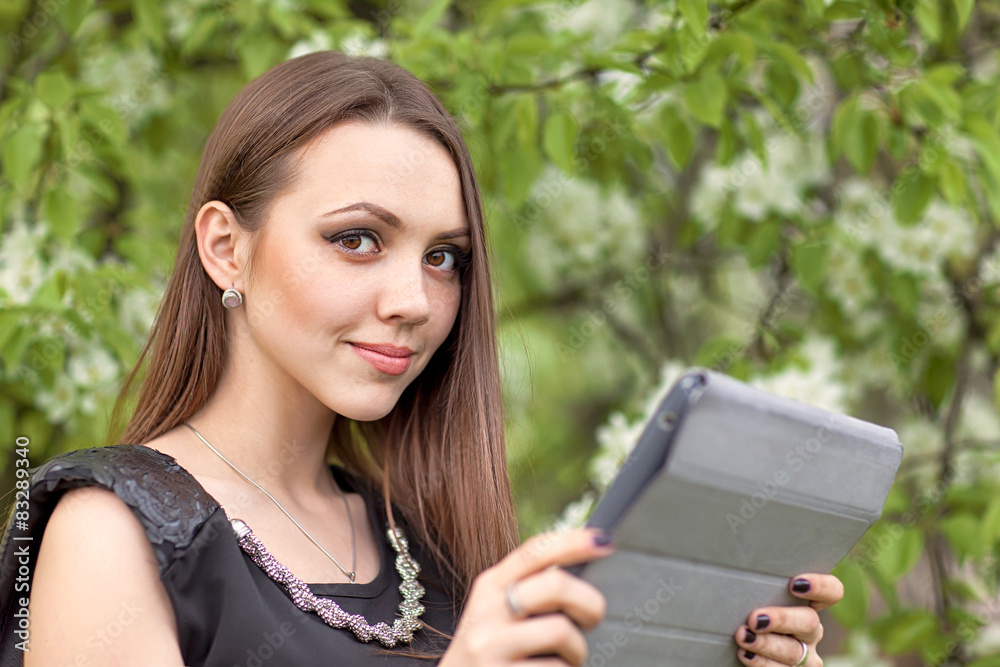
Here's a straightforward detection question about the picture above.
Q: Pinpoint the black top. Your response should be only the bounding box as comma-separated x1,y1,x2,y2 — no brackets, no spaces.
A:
0,445,458,666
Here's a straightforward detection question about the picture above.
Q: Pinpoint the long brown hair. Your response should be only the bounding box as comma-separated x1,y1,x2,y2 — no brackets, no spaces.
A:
108,51,518,607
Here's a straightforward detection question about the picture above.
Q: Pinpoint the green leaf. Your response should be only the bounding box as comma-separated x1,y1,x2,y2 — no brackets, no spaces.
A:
35,71,74,110
703,33,756,68
790,242,828,295
0,397,13,448
994,367,1000,413
802,0,825,16
941,512,983,561
966,117,1000,188
679,0,708,37
684,71,727,129
770,42,815,84
892,171,935,224
870,524,924,582
900,79,962,128
878,610,939,654
967,657,1000,667
542,111,579,173
1,322,33,371
833,98,879,174
56,0,92,34
414,0,451,36
42,187,80,240
745,219,782,267
830,560,869,628
824,0,865,20
953,0,974,33
3,122,47,191
715,119,738,164
765,61,799,108
914,1,943,43
659,105,694,169
132,0,166,48
514,95,538,149
236,32,286,79
938,160,968,207
981,496,1000,551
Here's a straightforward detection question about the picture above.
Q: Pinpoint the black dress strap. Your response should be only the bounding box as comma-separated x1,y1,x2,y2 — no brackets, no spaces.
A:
0,444,219,665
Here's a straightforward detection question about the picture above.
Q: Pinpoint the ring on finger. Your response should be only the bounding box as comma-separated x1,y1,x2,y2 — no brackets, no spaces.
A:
505,582,526,618
794,639,809,666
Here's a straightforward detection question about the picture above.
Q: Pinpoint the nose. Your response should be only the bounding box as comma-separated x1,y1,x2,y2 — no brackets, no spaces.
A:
376,255,431,325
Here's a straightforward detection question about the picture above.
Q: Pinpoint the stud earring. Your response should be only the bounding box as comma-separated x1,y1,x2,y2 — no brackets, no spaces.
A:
221,287,243,309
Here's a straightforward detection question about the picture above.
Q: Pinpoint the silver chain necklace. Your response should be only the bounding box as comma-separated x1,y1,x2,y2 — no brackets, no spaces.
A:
182,422,427,646
183,422,357,582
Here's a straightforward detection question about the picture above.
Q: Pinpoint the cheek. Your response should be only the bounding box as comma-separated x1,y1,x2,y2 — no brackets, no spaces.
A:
431,283,463,339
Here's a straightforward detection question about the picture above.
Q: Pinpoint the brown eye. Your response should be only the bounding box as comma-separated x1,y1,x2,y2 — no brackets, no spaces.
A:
427,251,446,266
329,231,378,253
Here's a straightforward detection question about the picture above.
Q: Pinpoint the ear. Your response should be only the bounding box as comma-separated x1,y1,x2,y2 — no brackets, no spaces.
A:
194,201,249,292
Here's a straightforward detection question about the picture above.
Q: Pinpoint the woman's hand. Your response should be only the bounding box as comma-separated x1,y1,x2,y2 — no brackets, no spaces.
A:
440,528,615,667
734,573,844,666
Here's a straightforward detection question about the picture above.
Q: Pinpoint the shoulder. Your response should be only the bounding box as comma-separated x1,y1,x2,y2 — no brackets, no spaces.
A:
40,485,160,577
13,444,220,573
22,485,185,664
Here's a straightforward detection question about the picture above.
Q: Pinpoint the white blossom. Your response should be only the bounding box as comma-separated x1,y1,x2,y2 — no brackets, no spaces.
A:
550,492,597,531
690,164,733,230
897,416,943,457
119,287,161,339
0,220,48,305
81,47,169,123
823,633,892,667
524,170,645,286
957,392,1000,446
289,31,334,60
824,239,875,317
547,0,634,49
67,343,119,389
35,374,78,424
751,337,847,413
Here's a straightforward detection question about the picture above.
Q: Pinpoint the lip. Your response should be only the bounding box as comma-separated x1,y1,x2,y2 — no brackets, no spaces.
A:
349,342,414,376
350,343,415,357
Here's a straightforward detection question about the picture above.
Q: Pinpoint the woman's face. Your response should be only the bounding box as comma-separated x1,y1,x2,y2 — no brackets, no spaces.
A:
235,121,469,421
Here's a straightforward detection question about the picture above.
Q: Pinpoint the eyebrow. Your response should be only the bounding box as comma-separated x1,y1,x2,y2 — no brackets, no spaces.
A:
321,201,470,241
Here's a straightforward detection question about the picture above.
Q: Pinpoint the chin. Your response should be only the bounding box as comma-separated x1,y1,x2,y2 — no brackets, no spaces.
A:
333,395,402,422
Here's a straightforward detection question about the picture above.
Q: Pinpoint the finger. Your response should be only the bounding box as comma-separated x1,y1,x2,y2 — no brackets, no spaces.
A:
739,646,812,666
735,626,811,665
491,528,614,582
746,606,822,644
504,613,588,666
512,568,607,630
789,573,844,611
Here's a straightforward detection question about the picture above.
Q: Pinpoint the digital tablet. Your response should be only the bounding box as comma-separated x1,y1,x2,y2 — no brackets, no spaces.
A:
574,369,903,666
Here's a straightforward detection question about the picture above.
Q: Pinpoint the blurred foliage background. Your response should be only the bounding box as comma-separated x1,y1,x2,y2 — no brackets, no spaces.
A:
1,0,1000,664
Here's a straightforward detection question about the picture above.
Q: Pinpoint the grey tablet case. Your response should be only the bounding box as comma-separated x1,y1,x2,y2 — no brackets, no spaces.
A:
577,369,903,666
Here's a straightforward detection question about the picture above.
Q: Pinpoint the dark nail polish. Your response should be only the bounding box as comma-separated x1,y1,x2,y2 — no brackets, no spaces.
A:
744,650,756,660
593,531,614,547
755,614,770,631
792,578,812,594
743,628,756,643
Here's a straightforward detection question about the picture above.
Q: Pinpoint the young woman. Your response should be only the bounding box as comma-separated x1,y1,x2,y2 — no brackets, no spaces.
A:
0,51,841,666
